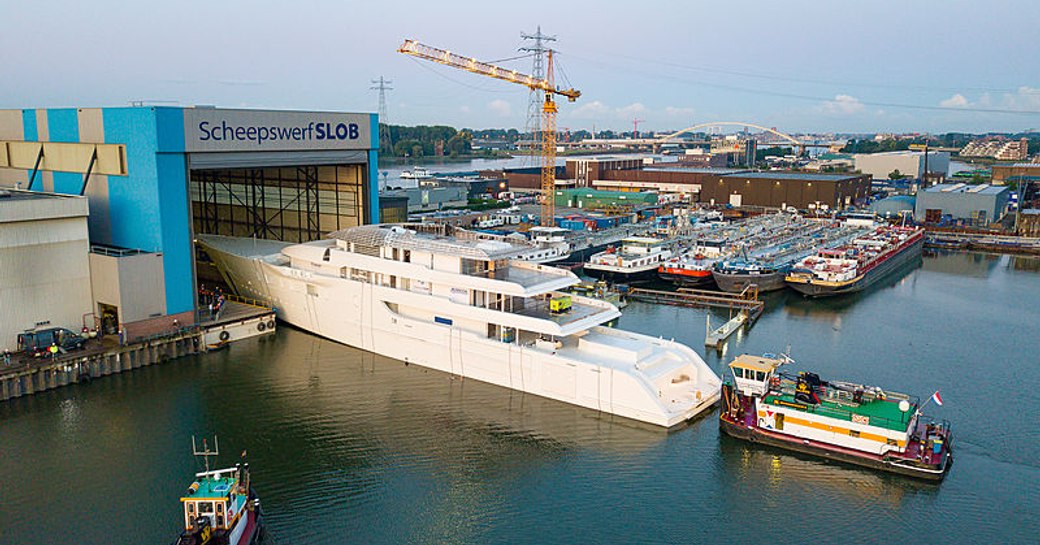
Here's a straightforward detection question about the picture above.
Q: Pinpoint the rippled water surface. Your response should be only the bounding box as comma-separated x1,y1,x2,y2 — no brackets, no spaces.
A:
1,251,1038,544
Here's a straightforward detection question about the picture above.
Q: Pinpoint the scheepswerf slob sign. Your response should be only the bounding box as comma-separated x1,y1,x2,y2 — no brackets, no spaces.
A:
183,108,372,152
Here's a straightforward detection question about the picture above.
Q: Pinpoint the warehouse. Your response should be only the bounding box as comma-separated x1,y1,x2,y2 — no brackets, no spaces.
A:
701,172,871,210
853,150,949,180
915,183,1010,224
0,106,379,330
553,188,658,209
592,167,748,195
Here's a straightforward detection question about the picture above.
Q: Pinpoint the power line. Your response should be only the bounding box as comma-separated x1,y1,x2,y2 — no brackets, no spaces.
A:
371,76,394,156
520,26,557,143
563,52,1040,116
605,51,1031,95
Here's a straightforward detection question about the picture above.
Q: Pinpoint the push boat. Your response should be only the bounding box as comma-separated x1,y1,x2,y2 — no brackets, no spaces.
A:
174,437,263,545
584,237,674,282
719,354,952,481
785,226,924,297
200,224,720,428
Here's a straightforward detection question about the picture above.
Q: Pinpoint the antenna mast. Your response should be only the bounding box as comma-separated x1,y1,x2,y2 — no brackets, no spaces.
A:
192,435,220,477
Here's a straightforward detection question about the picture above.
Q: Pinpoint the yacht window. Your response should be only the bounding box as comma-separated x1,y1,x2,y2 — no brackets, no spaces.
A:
403,250,411,262
199,502,214,514
188,503,195,514
733,368,743,379
216,515,224,527
755,371,765,382
217,503,224,513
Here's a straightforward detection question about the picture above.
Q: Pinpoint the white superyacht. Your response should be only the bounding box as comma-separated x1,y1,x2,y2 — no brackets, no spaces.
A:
200,224,720,428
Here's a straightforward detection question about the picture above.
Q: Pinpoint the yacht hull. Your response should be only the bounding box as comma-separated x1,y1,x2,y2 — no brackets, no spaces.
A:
201,236,721,428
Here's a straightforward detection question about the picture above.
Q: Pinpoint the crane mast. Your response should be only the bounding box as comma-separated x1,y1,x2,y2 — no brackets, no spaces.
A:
398,39,580,227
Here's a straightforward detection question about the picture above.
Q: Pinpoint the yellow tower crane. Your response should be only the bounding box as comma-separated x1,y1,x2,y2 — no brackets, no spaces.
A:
398,39,580,226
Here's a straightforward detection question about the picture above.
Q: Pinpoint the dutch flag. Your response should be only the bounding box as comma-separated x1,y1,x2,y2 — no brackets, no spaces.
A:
931,391,944,406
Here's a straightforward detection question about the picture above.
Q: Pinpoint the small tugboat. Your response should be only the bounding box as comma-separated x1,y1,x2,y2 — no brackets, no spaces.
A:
719,354,952,481
174,437,264,545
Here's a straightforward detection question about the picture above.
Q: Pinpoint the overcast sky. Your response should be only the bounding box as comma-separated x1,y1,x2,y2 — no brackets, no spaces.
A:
4,0,1039,134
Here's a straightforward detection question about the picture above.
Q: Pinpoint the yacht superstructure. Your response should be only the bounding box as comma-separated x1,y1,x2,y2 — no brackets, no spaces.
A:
201,224,720,428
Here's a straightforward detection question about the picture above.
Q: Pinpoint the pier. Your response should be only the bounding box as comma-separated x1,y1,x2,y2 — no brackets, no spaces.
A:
705,310,751,350
627,284,764,314
1,299,275,402
626,284,764,349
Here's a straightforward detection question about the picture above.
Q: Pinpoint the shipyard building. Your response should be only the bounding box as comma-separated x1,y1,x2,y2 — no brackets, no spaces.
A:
0,106,378,341
915,183,1010,224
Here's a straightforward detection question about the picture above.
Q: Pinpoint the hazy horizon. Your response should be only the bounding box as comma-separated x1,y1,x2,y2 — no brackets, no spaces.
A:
4,0,1039,134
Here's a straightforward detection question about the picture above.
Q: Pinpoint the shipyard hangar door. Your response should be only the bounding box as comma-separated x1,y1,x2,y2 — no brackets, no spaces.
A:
184,109,376,245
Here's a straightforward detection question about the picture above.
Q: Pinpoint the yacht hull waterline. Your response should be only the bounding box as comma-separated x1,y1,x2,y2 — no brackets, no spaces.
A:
200,226,721,428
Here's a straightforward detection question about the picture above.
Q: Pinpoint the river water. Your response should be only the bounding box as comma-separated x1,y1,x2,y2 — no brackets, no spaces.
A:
2,250,1038,544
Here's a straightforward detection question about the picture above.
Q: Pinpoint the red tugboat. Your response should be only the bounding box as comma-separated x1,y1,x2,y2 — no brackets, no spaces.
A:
720,354,952,481
174,437,265,545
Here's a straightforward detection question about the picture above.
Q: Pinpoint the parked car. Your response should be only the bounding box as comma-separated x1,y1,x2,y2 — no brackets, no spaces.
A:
17,327,87,357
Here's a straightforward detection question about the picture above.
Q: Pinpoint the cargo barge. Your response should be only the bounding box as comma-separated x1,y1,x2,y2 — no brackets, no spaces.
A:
785,226,924,297
712,222,867,293
720,354,952,481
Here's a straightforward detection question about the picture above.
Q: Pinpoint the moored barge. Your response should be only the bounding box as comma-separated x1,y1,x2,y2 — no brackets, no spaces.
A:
785,226,924,297
719,354,952,481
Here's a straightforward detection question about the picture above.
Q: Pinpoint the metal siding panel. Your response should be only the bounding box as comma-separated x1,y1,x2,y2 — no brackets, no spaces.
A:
368,149,379,223
0,111,27,185
156,152,194,314
47,109,84,194
370,113,379,150
102,107,162,251
186,150,367,169
154,107,186,152
0,110,24,140
77,109,112,241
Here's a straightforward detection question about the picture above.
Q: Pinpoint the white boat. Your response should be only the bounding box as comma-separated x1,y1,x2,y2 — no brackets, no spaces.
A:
200,224,720,428
400,167,434,180
527,226,572,264
583,237,673,282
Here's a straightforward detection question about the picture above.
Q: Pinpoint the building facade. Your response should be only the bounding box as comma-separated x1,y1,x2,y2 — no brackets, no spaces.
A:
854,151,950,181
1,106,379,328
914,183,1010,223
701,172,871,210
0,191,92,352
991,163,1040,186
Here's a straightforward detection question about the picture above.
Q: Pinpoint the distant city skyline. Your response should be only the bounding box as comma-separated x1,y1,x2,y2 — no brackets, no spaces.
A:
4,0,1039,134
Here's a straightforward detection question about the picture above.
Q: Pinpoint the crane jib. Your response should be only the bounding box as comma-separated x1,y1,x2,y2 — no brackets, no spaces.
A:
397,38,580,227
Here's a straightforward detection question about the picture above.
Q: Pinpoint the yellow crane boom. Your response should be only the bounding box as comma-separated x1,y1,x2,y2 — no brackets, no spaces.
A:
398,39,580,226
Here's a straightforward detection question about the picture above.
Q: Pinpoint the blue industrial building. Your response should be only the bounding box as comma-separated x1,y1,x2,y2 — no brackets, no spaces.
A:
1,106,379,325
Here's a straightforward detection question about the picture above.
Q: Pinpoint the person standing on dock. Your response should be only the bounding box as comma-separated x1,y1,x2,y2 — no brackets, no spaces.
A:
2,350,10,366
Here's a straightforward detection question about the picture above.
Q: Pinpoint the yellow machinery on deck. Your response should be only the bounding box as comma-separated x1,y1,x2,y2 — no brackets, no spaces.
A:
549,294,572,314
